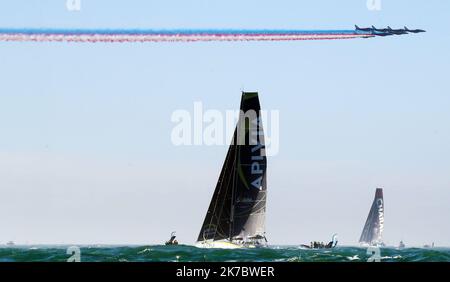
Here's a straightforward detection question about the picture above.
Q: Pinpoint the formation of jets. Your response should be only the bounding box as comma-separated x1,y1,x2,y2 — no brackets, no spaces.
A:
355,25,426,36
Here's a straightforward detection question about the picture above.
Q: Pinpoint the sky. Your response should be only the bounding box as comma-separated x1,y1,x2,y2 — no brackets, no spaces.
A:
0,0,449,246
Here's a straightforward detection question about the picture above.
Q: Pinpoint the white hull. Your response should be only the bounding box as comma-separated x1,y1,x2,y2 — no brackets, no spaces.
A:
195,240,244,249
360,242,385,248
195,240,262,249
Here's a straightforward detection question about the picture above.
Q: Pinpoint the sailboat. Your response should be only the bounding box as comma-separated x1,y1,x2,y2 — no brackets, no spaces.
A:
359,188,385,246
195,92,268,249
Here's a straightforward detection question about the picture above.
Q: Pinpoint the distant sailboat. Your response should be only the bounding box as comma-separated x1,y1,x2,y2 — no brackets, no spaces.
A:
359,188,385,246
195,92,268,249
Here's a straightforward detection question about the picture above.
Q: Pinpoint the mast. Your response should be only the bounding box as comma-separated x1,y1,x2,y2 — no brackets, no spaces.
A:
229,138,238,242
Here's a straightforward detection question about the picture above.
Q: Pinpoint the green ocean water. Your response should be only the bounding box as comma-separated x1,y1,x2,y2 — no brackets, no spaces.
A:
1,245,449,262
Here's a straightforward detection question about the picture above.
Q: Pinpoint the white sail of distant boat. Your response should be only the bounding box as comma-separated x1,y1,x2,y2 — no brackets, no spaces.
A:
195,92,268,249
359,188,385,246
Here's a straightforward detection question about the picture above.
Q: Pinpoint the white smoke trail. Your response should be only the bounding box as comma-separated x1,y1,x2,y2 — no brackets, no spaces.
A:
0,30,374,43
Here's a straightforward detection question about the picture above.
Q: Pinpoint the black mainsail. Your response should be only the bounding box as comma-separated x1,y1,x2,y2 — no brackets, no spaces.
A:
359,188,385,245
197,92,267,244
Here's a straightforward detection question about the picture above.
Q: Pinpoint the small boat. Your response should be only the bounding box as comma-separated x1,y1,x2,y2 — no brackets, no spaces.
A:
301,234,338,249
165,232,179,246
398,240,405,249
6,241,15,246
423,242,434,248
359,188,385,246
195,92,268,249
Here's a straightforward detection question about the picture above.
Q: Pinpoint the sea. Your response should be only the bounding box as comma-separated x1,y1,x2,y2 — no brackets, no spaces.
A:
0,245,449,262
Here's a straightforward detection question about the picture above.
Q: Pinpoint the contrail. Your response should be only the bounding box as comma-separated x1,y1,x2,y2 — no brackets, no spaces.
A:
0,28,376,43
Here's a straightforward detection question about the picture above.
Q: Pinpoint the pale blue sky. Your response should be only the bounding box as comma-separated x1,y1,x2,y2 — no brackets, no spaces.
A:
0,1,449,246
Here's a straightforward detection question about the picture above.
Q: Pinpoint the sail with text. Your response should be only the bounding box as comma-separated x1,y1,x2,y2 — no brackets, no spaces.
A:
197,92,267,244
359,188,385,245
